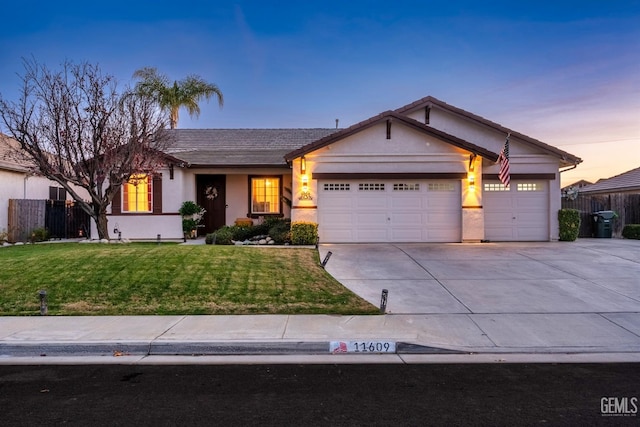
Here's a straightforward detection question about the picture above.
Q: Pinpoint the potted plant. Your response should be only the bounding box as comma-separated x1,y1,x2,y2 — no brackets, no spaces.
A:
179,201,206,239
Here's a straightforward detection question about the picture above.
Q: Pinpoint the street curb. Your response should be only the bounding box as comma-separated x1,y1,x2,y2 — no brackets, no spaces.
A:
0,341,464,357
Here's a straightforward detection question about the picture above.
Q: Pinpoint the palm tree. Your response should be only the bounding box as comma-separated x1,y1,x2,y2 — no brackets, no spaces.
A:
132,67,224,129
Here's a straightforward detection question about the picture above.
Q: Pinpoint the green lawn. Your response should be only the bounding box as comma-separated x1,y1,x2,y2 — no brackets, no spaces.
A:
0,243,378,316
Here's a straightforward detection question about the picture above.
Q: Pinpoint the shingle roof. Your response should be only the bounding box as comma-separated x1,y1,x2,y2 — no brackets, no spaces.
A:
579,166,640,194
163,129,339,167
0,133,34,172
395,96,583,167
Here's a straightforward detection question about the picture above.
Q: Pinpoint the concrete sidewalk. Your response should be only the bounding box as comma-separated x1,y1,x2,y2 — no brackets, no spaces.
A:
1,239,639,364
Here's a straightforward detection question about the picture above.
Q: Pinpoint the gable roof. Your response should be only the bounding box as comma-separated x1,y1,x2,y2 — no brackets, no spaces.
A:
579,166,640,194
396,96,583,167
0,133,34,173
164,128,338,167
284,110,500,162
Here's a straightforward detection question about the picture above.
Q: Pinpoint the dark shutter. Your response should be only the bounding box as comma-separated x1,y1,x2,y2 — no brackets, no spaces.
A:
153,174,163,214
111,187,122,214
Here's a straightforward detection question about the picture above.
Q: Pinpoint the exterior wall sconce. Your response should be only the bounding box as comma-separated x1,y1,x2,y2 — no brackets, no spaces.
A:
468,172,476,192
300,156,306,174
299,174,312,200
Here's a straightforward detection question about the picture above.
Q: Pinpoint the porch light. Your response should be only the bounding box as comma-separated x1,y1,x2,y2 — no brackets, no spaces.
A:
300,156,307,174
299,174,312,200
468,172,475,192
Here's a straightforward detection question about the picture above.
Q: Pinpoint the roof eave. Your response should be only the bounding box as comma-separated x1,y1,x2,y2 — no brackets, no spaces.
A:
396,96,583,166
285,111,500,162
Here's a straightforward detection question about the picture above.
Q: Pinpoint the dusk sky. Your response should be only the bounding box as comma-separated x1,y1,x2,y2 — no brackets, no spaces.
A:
1,1,638,186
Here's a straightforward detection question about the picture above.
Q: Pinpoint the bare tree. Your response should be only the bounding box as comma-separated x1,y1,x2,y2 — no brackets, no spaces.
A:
0,59,171,240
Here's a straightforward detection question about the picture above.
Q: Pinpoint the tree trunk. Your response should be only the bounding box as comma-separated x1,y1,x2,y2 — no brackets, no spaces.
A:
94,208,110,240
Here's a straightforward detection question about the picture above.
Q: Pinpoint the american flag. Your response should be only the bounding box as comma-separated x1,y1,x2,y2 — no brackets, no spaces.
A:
497,135,510,187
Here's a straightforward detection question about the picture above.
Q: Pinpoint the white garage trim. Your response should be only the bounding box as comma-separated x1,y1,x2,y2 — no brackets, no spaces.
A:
483,180,550,241
318,179,461,243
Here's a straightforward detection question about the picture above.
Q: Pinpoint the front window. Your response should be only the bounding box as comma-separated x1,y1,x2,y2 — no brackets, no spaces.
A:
251,177,280,214
123,174,152,212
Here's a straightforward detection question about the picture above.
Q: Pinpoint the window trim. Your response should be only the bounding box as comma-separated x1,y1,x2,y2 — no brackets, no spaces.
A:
248,175,283,217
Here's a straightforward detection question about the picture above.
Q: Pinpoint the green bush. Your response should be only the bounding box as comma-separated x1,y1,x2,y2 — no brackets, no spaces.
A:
290,221,318,245
558,209,580,241
622,224,640,240
31,227,49,242
213,226,234,245
231,226,254,241
269,219,292,244
178,201,202,216
205,233,216,244
178,201,205,235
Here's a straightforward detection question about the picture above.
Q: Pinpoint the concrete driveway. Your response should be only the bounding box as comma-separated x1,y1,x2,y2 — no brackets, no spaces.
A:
319,239,640,352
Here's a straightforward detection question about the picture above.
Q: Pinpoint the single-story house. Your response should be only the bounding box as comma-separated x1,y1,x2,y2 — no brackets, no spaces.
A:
0,134,70,238
100,96,583,242
578,167,640,196
570,166,640,236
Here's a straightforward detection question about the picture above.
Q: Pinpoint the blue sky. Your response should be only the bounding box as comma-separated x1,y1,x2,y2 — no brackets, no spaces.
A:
1,1,638,185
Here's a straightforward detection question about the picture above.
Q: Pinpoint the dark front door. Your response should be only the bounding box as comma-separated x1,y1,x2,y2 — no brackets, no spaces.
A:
196,175,226,236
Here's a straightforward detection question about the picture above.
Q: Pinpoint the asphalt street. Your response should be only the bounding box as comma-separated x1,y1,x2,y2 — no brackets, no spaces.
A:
1,363,638,426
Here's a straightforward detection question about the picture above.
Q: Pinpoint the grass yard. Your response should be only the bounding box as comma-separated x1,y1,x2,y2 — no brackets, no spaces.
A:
0,243,378,316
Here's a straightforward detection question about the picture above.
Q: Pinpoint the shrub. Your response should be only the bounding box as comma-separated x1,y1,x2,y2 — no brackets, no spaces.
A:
231,226,254,241
269,218,292,245
205,233,216,244
213,226,234,245
290,221,318,245
178,201,202,216
622,224,640,240
178,201,205,235
30,227,49,242
558,209,580,242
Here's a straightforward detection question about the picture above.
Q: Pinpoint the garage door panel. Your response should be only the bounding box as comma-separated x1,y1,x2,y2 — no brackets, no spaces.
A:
321,212,353,226
355,228,388,242
322,195,354,210
391,196,423,209
390,228,424,242
321,227,353,242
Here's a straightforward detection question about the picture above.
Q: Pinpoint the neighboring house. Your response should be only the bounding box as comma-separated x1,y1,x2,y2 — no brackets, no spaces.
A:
0,133,92,241
100,96,583,242
578,167,640,196
567,167,640,237
0,134,66,236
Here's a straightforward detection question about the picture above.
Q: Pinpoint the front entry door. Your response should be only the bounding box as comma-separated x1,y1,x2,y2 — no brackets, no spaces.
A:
196,175,226,236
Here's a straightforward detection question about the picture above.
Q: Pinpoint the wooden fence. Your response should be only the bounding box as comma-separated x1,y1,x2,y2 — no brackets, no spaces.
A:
7,199,91,243
562,193,640,237
7,199,46,243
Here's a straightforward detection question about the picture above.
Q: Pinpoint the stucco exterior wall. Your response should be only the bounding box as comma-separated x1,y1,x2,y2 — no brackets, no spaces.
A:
101,166,293,240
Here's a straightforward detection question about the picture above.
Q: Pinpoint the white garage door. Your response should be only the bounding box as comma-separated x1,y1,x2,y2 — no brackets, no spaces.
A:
318,180,461,243
483,181,549,241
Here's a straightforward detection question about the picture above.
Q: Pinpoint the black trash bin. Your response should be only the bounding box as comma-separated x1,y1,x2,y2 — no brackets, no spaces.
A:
592,211,615,238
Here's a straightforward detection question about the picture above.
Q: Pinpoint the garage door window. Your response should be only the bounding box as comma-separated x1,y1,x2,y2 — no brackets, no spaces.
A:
323,183,350,191
484,183,509,191
517,183,542,191
393,183,420,191
428,183,455,191
359,183,385,191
